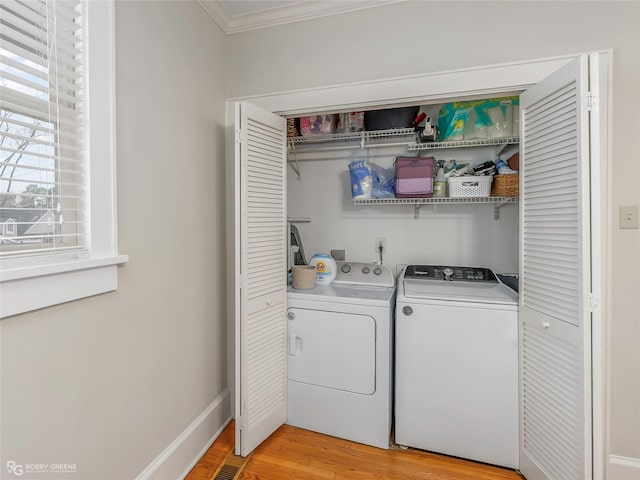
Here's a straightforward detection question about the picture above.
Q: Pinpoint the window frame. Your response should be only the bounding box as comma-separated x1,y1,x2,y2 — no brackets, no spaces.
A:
0,0,127,318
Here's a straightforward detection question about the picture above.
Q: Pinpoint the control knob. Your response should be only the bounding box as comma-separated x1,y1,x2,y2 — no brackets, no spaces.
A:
340,263,351,273
443,267,454,281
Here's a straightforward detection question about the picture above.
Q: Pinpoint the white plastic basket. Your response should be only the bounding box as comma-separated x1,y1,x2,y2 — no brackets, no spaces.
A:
447,175,493,198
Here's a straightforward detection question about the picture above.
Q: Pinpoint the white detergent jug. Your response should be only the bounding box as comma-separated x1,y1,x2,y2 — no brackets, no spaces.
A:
309,253,337,285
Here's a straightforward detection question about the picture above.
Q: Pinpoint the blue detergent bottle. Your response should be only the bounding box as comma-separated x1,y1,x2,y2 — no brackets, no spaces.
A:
309,253,337,285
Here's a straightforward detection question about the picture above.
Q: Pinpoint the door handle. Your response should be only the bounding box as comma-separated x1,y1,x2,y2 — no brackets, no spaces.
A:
289,334,297,355
289,334,302,356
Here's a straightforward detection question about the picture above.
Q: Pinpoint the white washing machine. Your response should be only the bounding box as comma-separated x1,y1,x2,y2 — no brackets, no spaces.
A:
286,261,395,449
395,265,519,469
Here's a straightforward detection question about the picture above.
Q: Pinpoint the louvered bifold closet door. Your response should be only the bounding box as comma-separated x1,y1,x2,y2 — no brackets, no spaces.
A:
235,102,287,457
519,56,593,480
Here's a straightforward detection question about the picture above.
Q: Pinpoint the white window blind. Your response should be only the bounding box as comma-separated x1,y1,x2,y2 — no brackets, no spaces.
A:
0,0,86,260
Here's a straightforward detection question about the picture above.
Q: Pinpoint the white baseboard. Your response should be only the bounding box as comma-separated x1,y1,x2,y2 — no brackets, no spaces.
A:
135,388,232,480
608,454,640,480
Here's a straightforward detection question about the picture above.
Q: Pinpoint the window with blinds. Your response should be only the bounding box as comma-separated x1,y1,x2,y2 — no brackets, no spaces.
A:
0,0,86,259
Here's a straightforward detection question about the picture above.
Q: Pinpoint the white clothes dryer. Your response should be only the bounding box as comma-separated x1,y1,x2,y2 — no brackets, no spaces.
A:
395,265,519,469
286,261,395,449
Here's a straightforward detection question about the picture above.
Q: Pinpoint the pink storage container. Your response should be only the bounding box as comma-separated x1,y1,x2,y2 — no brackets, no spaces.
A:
394,156,435,198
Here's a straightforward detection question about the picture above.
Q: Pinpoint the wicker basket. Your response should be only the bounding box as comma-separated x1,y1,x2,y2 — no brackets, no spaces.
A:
491,174,519,197
287,118,300,137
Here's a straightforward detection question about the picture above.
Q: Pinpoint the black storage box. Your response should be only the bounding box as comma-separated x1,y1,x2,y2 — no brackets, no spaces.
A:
364,106,420,131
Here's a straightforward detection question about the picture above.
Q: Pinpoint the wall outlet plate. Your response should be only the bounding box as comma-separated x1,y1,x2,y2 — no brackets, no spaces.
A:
375,237,387,253
620,205,639,229
331,249,345,261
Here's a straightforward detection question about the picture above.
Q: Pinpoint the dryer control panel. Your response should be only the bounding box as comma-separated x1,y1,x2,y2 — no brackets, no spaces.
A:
405,265,497,283
333,262,395,287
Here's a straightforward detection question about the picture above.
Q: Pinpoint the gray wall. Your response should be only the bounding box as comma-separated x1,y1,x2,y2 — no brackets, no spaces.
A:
226,0,640,474
1,2,229,478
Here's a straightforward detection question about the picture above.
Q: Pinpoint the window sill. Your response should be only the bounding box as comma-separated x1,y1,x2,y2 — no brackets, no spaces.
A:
0,255,129,319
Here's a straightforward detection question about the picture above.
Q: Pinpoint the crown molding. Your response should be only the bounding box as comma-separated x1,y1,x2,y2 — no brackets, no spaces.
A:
197,0,407,35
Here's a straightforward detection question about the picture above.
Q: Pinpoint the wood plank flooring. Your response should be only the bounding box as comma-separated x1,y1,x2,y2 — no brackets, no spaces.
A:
185,421,524,480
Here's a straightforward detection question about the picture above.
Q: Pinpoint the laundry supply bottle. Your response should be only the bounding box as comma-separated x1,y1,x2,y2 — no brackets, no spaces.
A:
495,159,517,175
309,253,337,285
433,166,446,197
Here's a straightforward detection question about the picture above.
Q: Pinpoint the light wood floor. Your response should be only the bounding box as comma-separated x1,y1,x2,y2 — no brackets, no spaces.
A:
185,421,524,480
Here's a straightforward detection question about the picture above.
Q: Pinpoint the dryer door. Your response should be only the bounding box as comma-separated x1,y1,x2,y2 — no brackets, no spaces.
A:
288,308,376,395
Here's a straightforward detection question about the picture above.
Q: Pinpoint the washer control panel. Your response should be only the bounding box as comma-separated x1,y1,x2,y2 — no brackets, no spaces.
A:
333,262,395,287
405,265,497,283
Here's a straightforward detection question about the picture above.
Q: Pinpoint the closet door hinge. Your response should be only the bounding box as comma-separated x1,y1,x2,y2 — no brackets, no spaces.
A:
235,128,245,144
584,92,596,111
586,292,600,312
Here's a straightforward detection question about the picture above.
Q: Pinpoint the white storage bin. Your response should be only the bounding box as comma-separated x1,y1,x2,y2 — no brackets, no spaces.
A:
448,176,493,198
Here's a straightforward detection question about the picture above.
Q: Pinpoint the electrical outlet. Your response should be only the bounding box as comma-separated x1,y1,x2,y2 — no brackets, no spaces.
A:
375,237,387,253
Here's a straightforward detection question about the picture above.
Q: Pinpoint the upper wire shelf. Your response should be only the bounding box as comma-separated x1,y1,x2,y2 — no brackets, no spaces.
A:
286,129,519,181
409,136,520,151
287,130,519,151
287,128,415,147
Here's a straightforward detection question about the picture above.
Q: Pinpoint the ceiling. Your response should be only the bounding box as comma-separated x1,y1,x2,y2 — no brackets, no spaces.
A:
198,0,406,34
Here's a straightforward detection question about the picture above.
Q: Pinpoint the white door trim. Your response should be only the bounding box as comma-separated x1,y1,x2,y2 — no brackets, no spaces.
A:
228,54,574,115
225,52,611,478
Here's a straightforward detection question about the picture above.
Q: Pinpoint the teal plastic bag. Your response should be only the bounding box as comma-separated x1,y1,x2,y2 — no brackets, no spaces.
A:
439,97,519,141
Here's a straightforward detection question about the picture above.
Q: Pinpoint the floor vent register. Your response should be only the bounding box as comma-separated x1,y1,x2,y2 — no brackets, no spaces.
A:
211,449,251,480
